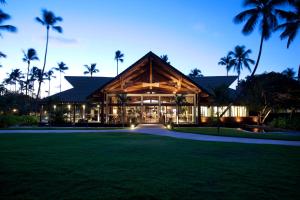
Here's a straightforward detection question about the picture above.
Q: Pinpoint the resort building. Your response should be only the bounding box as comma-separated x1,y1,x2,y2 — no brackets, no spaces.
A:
42,51,249,125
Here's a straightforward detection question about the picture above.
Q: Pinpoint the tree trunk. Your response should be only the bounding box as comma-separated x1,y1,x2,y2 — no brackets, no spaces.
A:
36,26,49,99
176,105,179,125
59,72,61,93
217,106,220,134
117,60,119,76
48,79,51,96
251,34,264,77
26,61,30,96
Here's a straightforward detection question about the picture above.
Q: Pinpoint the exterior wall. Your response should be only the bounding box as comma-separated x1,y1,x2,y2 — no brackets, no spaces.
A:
104,93,196,124
200,106,248,117
41,96,249,125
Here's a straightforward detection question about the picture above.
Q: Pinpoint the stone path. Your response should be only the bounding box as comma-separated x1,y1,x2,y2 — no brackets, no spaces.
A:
0,124,300,147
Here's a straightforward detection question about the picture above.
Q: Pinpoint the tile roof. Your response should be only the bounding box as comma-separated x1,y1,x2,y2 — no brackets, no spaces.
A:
191,76,237,94
46,76,113,103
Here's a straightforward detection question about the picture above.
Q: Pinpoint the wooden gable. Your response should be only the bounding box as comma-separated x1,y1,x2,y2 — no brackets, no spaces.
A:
94,52,209,95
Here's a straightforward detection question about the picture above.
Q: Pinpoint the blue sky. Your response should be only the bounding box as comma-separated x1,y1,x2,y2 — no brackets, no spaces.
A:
1,0,299,96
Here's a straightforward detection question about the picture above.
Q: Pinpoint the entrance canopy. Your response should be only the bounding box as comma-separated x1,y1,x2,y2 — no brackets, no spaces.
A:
90,51,210,97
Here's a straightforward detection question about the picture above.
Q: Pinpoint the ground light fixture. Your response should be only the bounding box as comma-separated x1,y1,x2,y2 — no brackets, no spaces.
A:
130,124,135,129
166,124,172,129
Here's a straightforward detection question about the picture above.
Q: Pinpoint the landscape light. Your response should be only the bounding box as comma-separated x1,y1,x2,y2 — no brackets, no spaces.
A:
130,124,135,129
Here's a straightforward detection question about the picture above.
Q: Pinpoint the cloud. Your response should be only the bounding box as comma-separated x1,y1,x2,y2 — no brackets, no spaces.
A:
48,36,78,44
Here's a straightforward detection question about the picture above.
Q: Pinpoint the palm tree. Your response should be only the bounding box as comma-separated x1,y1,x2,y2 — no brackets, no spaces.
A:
160,54,170,64
276,0,300,48
0,9,17,59
282,67,296,79
174,94,186,125
234,0,285,76
188,68,203,78
54,62,68,93
115,50,124,75
83,63,99,77
22,48,39,95
0,84,6,95
35,9,63,98
0,9,17,37
7,69,24,92
218,54,234,76
45,69,56,96
117,93,128,127
29,66,40,97
229,45,254,83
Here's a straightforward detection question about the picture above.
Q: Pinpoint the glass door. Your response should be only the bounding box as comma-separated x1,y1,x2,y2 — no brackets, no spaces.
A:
143,106,159,123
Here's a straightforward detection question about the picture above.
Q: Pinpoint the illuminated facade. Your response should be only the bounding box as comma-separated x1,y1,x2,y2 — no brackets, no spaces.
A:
43,52,248,124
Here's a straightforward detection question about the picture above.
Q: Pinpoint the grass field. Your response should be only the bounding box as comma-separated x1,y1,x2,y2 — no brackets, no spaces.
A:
0,127,124,130
0,132,299,200
174,127,300,141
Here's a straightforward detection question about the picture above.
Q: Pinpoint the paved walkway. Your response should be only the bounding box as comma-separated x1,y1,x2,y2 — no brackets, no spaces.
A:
1,124,300,147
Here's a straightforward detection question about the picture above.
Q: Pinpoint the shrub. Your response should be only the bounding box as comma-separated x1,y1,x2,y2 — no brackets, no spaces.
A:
269,116,300,130
0,115,38,128
19,115,39,126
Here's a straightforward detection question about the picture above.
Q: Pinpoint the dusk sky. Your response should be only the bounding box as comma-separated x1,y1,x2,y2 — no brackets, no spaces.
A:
1,0,299,97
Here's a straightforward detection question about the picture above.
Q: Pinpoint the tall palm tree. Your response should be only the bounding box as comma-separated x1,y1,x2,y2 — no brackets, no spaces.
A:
83,63,99,77
115,50,124,75
188,68,203,78
218,54,234,76
35,9,63,98
22,48,39,95
160,54,170,64
45,69,55,96
54,62,68,93
234,0,285,76
174,94,186,125
282,67,296,79
229,45,254,83
276,0,300,48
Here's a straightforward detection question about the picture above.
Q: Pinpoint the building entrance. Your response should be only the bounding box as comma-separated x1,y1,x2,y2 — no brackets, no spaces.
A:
143,106,159,123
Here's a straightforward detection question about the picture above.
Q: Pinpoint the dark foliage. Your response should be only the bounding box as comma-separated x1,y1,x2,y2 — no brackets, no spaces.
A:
0,92,37,114
238,72,300,111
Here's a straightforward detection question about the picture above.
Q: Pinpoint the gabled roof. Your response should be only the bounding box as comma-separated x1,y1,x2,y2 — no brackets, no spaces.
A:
45,52,238,103
46,76,112,103
191,76,237,94
90,51,211,97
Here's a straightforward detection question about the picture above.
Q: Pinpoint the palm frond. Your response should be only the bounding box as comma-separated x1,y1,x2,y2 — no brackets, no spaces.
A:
52,26,62,33
35,17,45,26
234,9,257,24
242,13,259,34
0,25,17,32
0,51,6,58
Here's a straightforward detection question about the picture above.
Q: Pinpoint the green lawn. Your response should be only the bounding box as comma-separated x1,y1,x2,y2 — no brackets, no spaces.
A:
0,133,299,200
0,127,124,130
174,127,300,141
